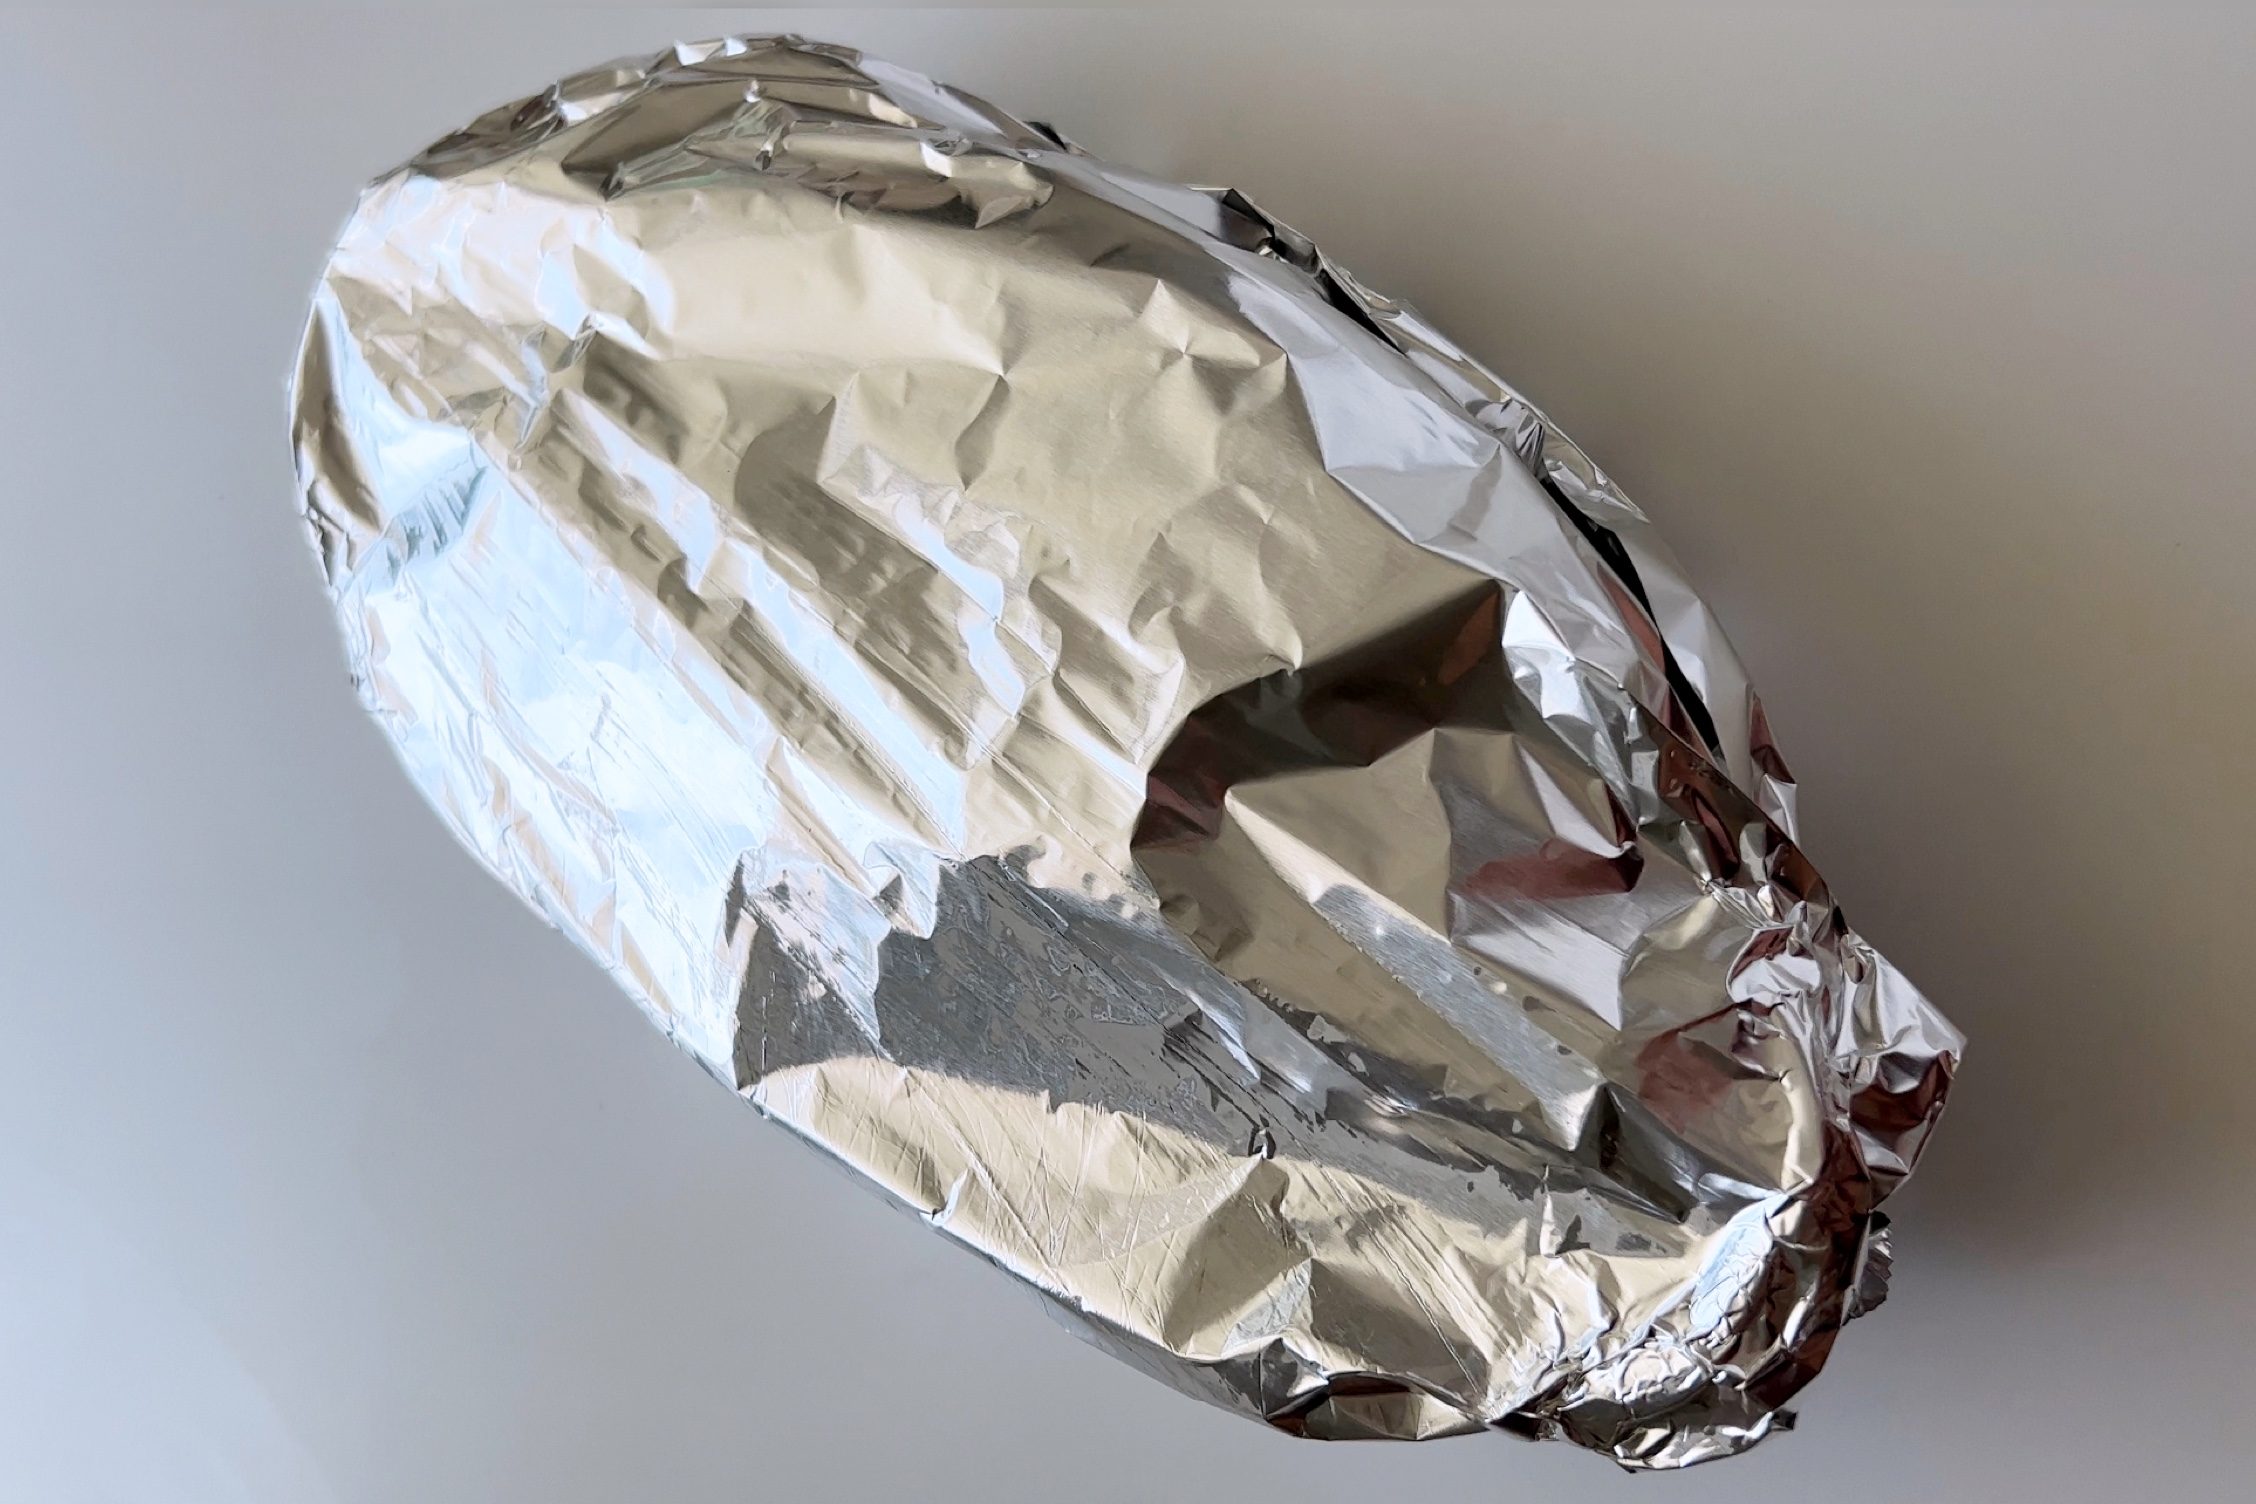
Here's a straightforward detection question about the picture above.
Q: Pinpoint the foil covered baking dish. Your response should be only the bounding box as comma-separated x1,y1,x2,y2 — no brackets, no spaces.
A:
291,35,1960,1468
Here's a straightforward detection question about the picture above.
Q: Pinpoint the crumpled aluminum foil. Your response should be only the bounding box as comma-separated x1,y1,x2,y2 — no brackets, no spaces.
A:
291,35,1960,1468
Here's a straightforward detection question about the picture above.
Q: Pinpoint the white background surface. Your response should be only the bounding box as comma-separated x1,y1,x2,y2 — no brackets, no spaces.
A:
4,7,2252,1500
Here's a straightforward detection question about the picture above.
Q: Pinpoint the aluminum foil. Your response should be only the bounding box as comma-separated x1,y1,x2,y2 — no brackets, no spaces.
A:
291,35,1960,1468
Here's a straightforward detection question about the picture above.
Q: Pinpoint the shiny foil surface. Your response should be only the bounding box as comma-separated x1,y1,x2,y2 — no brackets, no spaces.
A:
291,36,1960,1468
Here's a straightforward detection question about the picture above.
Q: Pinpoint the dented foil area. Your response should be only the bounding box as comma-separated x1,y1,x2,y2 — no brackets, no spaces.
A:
290,35,1960,1468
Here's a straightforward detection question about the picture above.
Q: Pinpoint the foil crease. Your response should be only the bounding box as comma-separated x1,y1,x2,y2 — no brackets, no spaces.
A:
290,36,1960,1468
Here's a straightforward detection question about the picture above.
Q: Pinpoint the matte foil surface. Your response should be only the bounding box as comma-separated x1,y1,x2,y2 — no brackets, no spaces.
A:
292,36,1960,1467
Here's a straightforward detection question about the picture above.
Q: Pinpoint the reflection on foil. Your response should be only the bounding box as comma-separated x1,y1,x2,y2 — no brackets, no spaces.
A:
291,35,1959,1467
